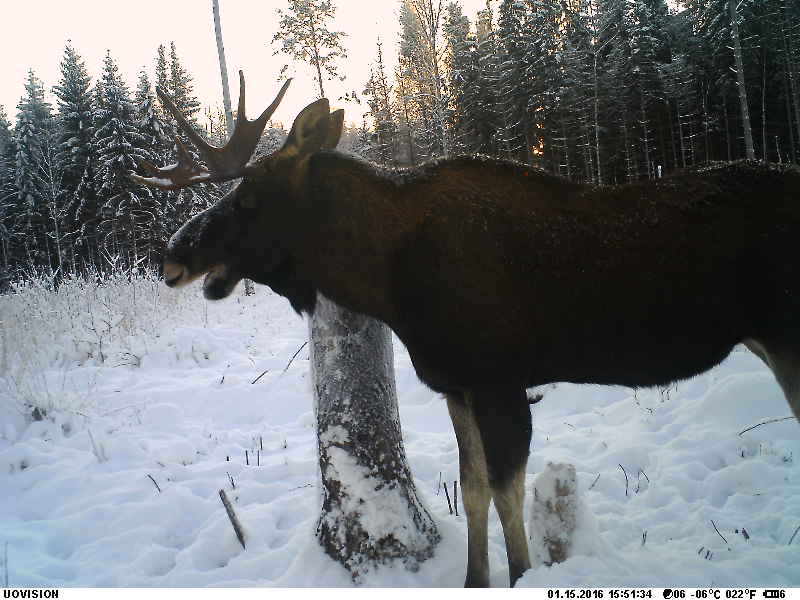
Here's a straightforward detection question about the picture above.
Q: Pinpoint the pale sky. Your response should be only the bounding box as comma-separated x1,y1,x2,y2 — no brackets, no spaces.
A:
1,0,489,130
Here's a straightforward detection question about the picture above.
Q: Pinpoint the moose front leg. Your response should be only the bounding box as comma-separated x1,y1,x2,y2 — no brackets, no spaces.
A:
447,393,492,587
471,384,533,587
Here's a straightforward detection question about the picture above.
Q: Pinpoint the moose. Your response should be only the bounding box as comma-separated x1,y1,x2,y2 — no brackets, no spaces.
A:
132,73,800,587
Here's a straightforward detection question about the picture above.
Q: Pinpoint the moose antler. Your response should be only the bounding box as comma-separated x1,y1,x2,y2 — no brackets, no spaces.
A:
129,71,291,190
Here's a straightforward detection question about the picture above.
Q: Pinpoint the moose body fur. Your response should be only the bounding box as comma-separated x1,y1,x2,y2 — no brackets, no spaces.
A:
138,86,800,587
271,155,800,395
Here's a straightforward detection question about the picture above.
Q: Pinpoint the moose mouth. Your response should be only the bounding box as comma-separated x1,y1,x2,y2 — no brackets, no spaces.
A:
163,260,240,300
202,265,241,300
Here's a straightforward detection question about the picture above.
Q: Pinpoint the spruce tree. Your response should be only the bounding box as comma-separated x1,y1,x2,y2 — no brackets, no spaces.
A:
14,69,54,268
93,51,149,268
443,1,476,155
363,39,398,166
52,42,96,268
168,42,202,123
134,69,171,266
525,0,565,174
472,5,504,156
0,106,15,280
53,42,94,202
161,42,218,228
497,0,535,163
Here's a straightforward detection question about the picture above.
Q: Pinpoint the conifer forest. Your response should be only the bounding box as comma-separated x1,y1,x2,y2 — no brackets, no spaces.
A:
1,0,799,287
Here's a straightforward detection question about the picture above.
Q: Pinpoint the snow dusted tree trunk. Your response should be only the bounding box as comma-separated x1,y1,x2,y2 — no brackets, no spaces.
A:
212,0,234,137
212,0,253,296
309,294,440,580
729,0,755,160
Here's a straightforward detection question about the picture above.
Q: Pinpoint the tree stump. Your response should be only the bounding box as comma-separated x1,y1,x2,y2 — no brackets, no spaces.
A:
309,294,440,580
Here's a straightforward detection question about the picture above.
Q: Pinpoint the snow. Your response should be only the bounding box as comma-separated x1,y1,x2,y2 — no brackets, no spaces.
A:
0,275,798,588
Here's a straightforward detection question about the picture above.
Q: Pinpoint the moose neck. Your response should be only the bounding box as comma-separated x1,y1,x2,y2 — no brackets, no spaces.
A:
288,151,411,323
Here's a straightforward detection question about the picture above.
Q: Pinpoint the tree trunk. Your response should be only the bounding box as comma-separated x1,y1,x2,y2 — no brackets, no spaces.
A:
761,44,767,161
309,295,440,580
212,0,253,295
212,0,234,138
593,53,602,184
723,92,732,161
780,0,800,163
729,0,755,160
640,98,652,179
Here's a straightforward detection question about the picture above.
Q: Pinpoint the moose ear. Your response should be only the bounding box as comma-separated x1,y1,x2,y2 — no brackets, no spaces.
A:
322,109,345,150
282,98,331,157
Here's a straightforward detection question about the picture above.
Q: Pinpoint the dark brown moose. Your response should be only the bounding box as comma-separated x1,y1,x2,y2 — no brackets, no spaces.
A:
132,72,800,587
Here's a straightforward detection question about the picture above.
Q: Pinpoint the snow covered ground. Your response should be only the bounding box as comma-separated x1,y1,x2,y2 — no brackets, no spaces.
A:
1,274,798,588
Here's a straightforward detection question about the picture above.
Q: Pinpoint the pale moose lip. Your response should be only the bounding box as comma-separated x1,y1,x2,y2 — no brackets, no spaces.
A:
162,260,186,287
162,260,229,291
202,264,241,300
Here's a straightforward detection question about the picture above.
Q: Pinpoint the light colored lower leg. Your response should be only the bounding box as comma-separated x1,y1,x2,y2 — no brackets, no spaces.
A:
744,339,800,420
492,465,531,587
447,394,491,588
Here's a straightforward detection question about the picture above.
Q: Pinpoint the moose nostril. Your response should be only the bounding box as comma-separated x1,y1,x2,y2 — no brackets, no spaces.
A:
163,261,185,286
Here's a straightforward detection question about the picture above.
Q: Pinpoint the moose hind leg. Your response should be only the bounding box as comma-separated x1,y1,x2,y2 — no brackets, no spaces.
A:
447,393,492,587
744,339,800,420
472,385,533,587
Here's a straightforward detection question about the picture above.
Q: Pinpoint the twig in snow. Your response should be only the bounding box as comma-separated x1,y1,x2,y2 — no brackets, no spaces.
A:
738,416,796,436
87,428,107,462
443,480,453,514
289,483,313,491
220,363,229,385
740,527,750,541
788,525,800,546
454,481,459,516
227,472,236,489
245,450,249,466
436,471,442,495
635,469,649,494
641,531,647,547
257,450,260,466
618,464,629,497
588,473,601,490
146,474,162,493
282,341,308,374
710,520,729,545
219,489,246,550
260,436,263,451
251,368,269,385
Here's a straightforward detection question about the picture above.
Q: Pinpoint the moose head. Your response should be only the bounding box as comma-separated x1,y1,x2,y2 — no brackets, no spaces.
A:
132,72,343,306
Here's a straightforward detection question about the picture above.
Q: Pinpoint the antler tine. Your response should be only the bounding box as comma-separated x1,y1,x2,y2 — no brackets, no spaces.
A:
129,135,209,190
129,74,291,190
254,75,292,129
236,70,247,127
222,72,292,171
156,86,217,159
